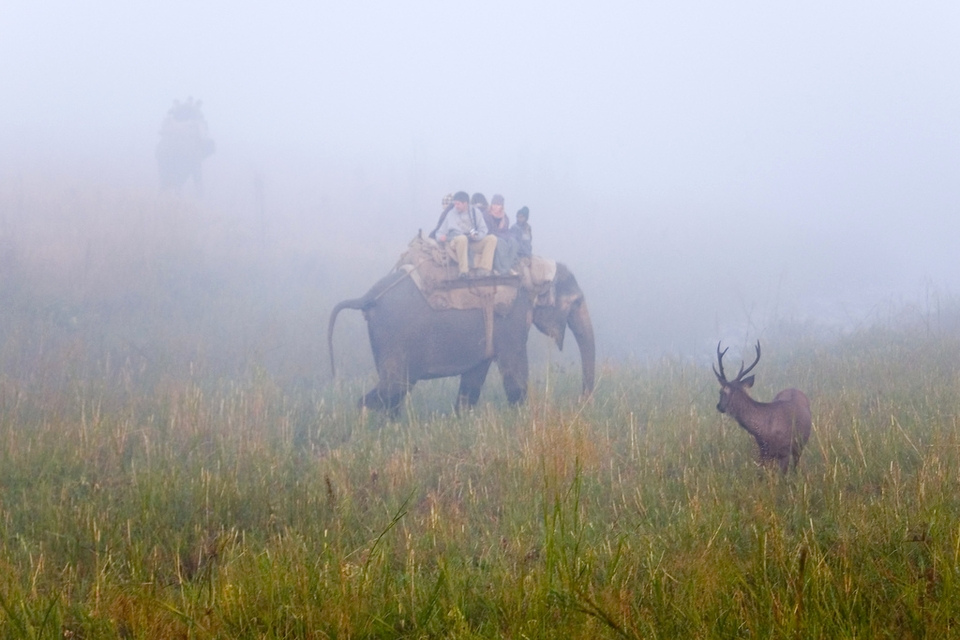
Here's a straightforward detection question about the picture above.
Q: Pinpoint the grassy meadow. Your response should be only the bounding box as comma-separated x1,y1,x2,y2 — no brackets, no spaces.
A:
2,178,960,637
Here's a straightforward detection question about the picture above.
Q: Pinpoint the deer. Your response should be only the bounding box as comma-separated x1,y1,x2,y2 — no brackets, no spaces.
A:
713,341,811,473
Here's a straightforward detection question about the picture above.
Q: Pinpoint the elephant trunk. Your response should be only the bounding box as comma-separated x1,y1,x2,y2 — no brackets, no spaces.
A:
568,299,595,396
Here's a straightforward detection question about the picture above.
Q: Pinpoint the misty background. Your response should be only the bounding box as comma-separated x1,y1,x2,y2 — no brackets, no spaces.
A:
1,2,959,385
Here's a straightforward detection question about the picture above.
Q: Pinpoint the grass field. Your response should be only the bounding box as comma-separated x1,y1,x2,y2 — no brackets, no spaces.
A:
3,330,960,638
2,179,960,637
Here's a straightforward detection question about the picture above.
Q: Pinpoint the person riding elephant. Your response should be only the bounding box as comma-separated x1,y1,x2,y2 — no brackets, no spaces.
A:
486,194,520,275
436,191,497,278
155,97,215,195
471,193,489,220
428,193,455,240
512,206,533,258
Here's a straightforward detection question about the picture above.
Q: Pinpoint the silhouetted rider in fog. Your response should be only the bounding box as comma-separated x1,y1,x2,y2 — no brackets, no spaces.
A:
156,97,215,196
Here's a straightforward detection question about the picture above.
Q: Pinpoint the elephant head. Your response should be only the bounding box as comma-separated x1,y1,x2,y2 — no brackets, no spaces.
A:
531,263,595,397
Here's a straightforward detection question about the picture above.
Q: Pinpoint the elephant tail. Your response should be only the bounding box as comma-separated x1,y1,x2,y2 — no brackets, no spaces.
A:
327,270,412,378
327,297,369,378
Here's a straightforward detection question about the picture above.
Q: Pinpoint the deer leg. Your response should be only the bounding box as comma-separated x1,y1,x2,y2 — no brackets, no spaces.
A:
777,454,790,474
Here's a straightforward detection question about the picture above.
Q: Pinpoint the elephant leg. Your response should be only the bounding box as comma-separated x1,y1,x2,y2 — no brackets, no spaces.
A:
355,349,416,415
456,359,493,413
500,350,528,405
360,358,412,415
496,336,529,405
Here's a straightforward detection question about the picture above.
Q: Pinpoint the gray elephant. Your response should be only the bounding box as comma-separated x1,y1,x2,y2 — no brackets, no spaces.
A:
156,97,215,195
327,263,595,414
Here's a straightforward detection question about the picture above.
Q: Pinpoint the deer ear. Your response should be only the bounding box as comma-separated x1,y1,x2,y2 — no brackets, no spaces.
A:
742,375,755,388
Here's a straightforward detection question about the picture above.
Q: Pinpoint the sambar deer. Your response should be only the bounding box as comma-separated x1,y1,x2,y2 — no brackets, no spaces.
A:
713,341,811,473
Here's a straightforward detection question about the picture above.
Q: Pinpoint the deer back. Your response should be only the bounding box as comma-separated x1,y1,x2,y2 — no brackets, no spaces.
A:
772,388,812,440
727,387,811,455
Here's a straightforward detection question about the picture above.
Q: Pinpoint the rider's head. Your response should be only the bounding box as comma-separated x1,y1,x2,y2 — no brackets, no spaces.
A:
453,191,470,212
490,194,505,217
471,193,488,211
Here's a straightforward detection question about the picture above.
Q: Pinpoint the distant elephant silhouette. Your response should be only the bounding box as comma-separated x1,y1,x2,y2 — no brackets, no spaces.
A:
156,97,215,196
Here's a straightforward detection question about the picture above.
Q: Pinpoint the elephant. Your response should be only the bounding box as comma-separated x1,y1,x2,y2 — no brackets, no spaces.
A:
156,98,215,196
327,263,595,414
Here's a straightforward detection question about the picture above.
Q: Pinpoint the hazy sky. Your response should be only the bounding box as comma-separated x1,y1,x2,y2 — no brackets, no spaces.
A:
3,1,959,356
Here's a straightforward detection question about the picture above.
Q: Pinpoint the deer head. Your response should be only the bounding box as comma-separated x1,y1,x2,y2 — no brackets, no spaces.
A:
713,341,761,413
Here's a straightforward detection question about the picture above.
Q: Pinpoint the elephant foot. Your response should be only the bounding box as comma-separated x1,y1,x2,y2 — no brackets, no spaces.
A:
455,392,479,416
505,386,527,405
359,388,405,415
454,388,480,416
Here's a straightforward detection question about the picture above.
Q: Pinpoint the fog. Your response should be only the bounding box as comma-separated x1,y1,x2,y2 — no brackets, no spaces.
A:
2,2,959,372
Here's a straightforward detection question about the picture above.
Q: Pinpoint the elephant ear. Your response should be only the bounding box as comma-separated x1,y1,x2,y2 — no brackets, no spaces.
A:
532,263,581,350
533,304,568,350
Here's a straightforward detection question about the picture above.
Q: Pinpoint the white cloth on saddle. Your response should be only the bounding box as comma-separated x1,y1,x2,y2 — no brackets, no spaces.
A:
526,255,556,289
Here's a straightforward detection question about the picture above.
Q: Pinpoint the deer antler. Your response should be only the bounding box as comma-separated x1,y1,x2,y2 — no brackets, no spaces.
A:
736,341,762,381
714,342,729,382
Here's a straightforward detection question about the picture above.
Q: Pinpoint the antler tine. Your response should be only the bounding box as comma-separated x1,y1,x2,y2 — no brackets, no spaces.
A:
737,340,762,381
714,342,729,382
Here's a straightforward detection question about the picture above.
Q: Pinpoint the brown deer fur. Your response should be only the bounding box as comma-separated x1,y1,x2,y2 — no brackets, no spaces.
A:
714,342,811,473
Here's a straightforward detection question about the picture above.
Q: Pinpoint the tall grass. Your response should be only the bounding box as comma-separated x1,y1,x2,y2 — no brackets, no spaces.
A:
3,178,960,636
1,326,960,637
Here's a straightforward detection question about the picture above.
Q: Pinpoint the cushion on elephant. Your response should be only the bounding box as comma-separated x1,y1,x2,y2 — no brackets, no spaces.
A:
394,231,557,293
395,232,560,313
395,233,459,290
396,263,518,315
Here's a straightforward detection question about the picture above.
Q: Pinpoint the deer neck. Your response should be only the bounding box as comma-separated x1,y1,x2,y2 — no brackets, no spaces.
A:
727,391,765,437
